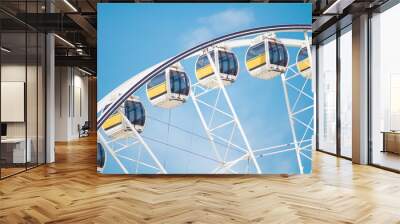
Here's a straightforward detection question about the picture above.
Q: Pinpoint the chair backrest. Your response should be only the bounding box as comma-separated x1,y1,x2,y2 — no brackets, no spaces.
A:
82,121,90,129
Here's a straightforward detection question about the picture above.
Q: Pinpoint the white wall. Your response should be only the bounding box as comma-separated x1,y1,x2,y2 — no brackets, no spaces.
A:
55,67,89,141
71,72,89,138
55,67,69,141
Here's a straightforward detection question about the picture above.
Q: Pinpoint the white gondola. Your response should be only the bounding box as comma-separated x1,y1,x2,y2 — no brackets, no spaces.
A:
146,63,190,109
245,34,288,80
97,142,106,172
296,46,311,79
195,47,239,88
101,96,145,137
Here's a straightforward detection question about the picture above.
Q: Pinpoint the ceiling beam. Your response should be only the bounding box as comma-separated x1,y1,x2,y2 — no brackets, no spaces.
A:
55,55,96,71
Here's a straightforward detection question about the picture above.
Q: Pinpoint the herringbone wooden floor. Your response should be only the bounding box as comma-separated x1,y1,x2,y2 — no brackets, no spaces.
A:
1,135,400,224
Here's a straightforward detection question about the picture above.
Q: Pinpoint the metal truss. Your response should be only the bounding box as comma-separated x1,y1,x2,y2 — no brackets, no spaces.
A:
280,50,314,173
98,109,167,174
190,52,262,174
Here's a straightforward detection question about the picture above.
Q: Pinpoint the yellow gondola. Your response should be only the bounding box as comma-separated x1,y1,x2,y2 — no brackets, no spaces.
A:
146,63,190,109
296,46,311,79
101,96,145,137
195,47,239,88
245,35,288,80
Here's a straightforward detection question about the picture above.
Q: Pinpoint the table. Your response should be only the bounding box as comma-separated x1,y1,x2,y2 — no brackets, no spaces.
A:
382,131,400,154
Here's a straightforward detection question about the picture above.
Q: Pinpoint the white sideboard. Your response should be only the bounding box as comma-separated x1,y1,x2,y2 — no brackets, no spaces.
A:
1,138,32,163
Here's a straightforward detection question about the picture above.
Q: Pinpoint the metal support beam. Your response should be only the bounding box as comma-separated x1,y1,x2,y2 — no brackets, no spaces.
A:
206,52,262,174
120,112,167,174
281,74,304,174
190,89,224,163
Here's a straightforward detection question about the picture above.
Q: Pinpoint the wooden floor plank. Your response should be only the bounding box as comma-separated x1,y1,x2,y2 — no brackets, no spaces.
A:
0,135,399,223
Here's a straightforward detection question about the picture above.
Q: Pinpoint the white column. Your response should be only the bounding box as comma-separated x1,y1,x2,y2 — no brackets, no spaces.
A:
352,14,369,164
311,45,317,151
45,0,56,163
46,32,55,163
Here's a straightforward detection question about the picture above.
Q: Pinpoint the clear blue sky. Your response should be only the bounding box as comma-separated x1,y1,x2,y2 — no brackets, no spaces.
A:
98,3,313,174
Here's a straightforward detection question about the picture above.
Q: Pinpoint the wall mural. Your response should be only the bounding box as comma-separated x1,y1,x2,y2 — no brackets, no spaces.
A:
97,3,313,174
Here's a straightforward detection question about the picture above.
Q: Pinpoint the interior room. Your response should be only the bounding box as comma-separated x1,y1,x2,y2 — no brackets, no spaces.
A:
370,3,400,171
0,0,400,223
0,7,46,178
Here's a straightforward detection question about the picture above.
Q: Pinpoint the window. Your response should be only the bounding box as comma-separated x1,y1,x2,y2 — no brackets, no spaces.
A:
247,43,265,60
218,51,237,76
390,74,400,130
169,70,180,94
317,35,337,154
148,72,165,89
298,48,308,61
370,3,400,171
97,143,105,168
339,27,352,158
125,100,136,123
180,71,190,95
196,55,208,69
125,101,145,126
197,52,215,69
169,70,189,95
316,25,353,159
269,41,279,65
0,2,47,179
219,51,229,74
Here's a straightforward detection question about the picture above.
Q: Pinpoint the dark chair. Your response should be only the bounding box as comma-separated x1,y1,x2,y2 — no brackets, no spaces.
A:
79,121,90,138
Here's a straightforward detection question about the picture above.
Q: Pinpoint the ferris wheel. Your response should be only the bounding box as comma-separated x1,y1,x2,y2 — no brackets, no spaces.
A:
97,25,314,174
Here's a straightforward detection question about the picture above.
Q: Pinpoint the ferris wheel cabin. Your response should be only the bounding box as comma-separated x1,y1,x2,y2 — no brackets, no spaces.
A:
195,47,239,88
146,63,190,109
296,46,312,79
245,36,288,80
101,96,146,137
97,142,105,172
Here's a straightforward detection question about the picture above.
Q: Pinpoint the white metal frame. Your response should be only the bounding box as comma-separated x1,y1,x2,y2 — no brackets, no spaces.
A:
97,28,314,174
280,51,314,173
98,109,167,174
190,50,262,174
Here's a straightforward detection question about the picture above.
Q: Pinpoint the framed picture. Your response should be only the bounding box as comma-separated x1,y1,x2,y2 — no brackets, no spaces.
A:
97,3,313,174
